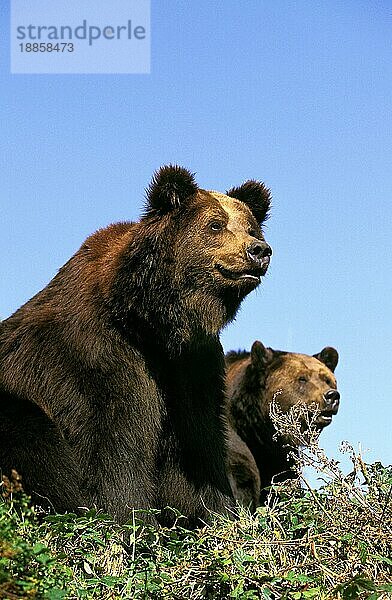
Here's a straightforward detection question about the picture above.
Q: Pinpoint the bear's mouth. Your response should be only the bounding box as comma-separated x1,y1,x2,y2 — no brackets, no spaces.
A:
215,264,265,283
315,410,335,429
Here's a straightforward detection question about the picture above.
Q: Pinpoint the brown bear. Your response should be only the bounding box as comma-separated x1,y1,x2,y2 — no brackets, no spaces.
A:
226,342,339,509
0,165,272,526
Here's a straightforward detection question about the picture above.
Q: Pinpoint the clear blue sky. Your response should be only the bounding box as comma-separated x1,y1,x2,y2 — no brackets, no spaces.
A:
1,1,391,472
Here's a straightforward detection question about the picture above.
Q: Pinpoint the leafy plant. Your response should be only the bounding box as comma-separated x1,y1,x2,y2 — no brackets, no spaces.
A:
1,421,391,599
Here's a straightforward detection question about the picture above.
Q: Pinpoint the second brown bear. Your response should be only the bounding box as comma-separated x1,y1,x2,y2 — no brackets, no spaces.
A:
226,342,340,509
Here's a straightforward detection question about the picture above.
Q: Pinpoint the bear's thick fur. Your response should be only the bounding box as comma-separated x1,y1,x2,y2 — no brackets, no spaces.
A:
226,342,339,509
0,166,271,525
226,427,260,510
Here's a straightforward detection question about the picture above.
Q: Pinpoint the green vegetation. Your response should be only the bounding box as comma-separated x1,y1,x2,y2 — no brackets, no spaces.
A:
1,400,391,600
1,439,391,600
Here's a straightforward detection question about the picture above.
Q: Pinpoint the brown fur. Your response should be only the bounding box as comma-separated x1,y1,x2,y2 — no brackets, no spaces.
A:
226,342,339,508
227,427,260,510
0,166,272,525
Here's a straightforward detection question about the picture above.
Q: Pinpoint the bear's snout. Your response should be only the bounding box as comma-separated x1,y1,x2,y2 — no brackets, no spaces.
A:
247,241,272,272
323,389,340,415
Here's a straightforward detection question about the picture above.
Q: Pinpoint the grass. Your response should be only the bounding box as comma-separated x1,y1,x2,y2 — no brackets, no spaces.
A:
1,409,391,599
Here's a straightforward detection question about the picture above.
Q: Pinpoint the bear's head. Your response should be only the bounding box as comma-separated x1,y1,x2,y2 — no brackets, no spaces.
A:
145,165,271,290
122,165,272,342
226,342,340,444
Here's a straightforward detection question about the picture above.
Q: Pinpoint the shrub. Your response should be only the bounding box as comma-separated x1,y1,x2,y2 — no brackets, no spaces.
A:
1,413,391,599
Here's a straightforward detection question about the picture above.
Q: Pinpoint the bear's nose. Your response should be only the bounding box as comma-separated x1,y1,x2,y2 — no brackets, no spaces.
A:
247,241,272,263
323,389,340,414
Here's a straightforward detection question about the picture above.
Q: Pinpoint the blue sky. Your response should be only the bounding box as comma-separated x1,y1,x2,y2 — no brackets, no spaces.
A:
1,1,391,473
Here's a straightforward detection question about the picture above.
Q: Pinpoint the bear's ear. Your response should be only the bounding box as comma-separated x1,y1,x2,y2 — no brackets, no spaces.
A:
226,180,271,225
313,347,339,372
250,340,274,367
145,164,198,217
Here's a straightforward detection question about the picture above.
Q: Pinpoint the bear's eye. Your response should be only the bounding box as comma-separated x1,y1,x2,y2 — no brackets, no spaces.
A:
209,221,224,232
324,377,333,387
249,229,258,237
298,376,308,384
